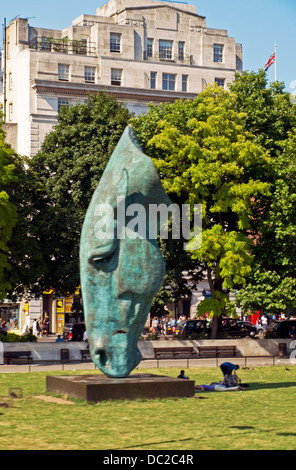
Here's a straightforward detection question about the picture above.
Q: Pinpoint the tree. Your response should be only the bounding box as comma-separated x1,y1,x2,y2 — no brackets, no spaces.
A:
228,72,296,316
235,129,296,316
229,70,296,156
132,84,270,337
0,118,18,300
4,155,46,300
29,92,132,296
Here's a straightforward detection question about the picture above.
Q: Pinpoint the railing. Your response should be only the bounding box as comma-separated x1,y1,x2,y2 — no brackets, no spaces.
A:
144,51,192,64
29,37,96,57
118,18,145,27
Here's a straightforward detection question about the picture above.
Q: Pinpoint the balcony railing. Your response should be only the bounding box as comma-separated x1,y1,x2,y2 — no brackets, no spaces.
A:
29,37,96,56
144,51,193,65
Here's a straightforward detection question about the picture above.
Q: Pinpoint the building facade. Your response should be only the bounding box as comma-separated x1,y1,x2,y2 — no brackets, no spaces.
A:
1,0,242,157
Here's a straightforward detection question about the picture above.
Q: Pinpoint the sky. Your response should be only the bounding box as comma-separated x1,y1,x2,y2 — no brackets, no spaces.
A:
1,0,295,92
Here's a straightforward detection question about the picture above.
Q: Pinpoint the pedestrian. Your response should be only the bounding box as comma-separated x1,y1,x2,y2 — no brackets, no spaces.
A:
152,317,159,334
289,325,296,339
43,316,49,336
1,321,7,336
55,335,64,342
261,315,268,331
37,317,43,336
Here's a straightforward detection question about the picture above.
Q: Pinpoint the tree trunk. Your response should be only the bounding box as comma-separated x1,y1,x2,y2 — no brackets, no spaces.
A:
211,315,219,339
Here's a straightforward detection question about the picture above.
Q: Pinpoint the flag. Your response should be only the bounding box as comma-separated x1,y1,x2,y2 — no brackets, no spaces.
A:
265,51,276,71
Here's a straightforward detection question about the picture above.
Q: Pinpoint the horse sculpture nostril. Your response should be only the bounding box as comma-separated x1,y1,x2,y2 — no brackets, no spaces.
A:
95,349,108,367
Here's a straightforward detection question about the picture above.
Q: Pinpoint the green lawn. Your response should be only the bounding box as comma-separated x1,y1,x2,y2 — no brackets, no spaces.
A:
0,365,295,450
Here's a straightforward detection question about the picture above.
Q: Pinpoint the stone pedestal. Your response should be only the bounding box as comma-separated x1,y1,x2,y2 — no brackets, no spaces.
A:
46,374,195,402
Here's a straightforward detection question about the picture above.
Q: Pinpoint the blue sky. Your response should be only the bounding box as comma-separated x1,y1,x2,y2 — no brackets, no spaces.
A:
1,0,295,91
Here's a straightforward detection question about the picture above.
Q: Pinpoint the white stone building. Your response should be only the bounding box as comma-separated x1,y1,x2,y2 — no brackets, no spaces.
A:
1,0,242,157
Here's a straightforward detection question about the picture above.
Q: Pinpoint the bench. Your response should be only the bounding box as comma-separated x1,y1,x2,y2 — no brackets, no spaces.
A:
198,345,238,358
153,347,198,367
4,351,33,365
80,349,92,361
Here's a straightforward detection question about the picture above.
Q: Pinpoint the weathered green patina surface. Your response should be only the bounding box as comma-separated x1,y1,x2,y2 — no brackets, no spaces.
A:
80,126,171,377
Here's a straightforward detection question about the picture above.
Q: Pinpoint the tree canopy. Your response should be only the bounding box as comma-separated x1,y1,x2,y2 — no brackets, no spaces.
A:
132,82,271,336
0,117,18,300
228,71,296,316
27,92,132,296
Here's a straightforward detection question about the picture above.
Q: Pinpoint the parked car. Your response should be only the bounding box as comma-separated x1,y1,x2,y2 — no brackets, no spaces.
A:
270,319,296,339
62,322,86,341
174,319,211,337
221,319,263,338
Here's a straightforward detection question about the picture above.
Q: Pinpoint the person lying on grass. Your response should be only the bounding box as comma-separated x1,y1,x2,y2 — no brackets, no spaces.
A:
195,382,245,392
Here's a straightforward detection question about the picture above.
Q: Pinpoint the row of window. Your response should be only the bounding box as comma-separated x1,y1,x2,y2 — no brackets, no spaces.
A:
7,74,225,121
110,32,225,63
111,70,225,91
57,64,225,90
58,64,96,83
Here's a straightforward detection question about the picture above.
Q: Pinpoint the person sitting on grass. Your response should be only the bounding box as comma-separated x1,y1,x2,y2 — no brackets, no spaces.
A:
177,370,189,379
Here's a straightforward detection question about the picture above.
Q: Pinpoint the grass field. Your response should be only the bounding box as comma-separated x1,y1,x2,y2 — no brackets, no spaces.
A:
0,365,295,450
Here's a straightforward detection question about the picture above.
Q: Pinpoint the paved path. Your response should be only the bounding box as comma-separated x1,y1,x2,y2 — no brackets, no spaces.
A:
0,355,292,374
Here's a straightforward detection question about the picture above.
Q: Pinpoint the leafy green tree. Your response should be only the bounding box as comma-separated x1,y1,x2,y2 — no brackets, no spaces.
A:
228,71,296,316
229,70,296,155
0,119,18,300
4,155,46,300
133,84,270,337
235,129,296,315
29,92,132,296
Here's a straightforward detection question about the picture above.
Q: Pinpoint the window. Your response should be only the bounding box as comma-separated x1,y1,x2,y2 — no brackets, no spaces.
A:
182,75,188,92
9,73,12,90
178,42,185,61
110,33,121,52
9,103,13,121
111,68,122,86
213,44,224,63
215,78,225,88
162,73,175,91
147,38,153,58
58,98,70,113
150,72,156,89
58,64,69,81
84,66,96,83
159,40,173,60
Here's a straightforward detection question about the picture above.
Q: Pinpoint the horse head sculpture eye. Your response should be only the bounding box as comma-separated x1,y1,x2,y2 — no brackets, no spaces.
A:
89,243,119,273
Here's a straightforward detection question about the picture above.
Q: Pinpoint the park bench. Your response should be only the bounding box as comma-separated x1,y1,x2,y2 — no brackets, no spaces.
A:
4,351,33,365
80,349,92,361
153,346,198,367
198,345,238,358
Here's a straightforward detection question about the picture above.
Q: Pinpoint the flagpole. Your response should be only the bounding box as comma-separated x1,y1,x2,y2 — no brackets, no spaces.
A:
275,43,277,81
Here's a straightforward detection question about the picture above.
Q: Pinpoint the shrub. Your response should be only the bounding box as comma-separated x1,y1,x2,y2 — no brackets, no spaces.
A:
0,333,37,342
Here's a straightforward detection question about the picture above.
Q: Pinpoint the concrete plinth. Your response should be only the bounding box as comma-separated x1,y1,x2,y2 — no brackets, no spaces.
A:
46,374,195,402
